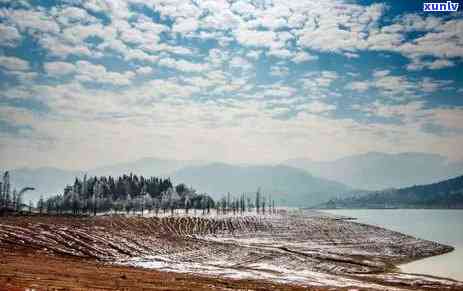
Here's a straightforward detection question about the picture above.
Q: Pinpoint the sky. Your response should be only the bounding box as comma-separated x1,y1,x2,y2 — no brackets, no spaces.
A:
0,0,462,170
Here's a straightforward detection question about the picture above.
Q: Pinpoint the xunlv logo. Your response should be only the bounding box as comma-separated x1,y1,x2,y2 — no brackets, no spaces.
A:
423,1,459,11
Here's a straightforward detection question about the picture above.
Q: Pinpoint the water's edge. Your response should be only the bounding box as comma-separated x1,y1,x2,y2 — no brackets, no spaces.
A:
320,209,463,281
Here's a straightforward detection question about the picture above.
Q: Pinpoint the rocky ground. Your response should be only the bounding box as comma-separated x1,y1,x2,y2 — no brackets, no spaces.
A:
0,210,462,290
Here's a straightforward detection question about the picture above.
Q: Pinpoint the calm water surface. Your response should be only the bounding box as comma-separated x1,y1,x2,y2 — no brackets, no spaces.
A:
322,209,463,281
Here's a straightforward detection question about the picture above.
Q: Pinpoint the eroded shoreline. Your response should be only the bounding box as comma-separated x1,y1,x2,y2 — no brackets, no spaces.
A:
0,211,462,290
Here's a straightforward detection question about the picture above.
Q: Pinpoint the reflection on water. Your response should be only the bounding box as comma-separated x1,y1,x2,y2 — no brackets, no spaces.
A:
322,209,463,281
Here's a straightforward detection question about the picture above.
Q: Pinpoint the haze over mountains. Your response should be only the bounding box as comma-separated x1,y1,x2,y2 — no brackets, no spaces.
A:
284,152,463,190
171,163,348,206
5,152,463,206
8,160,349,207
89,158,206,178
8,158,202,203
317,175,463,209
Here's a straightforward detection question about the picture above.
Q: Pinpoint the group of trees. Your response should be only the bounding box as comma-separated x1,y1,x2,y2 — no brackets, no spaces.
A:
0,171,34,213
40,174,278,217
215,189,277,215
41,173,215,216
2,170,278,217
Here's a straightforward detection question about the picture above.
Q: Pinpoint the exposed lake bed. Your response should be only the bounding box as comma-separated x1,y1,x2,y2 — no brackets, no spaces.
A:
322,209,463,281
1,210,462,290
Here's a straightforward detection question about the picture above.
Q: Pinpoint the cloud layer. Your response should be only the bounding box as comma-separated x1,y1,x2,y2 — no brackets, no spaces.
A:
0,0,462,169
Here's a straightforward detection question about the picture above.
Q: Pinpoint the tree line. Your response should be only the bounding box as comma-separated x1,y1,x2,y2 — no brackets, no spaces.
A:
2,170,278,217
39,173,214,216
39,174,277,216
214,189,277,216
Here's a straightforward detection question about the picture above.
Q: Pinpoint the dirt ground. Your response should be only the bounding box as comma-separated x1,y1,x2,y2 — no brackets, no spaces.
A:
1,214,462,291
0,248,349,291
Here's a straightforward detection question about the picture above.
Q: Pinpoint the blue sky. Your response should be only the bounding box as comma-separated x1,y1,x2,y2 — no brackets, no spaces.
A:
0,0,462,169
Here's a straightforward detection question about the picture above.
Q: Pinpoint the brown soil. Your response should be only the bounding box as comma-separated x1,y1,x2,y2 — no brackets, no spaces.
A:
0,248,346,291
1,213,462,291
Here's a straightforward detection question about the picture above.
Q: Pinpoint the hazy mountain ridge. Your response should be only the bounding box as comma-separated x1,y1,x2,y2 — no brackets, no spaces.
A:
317,175,463,209
6,158,204,202
88,157,206,178
284,152,463,190
171,163,350,206
6,152,463,206
8,167,83,202
4,161,351,207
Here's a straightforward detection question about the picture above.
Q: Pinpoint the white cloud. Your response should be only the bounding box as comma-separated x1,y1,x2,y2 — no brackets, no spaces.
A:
347,72,451,96
135,66,153,75
394,18,463,60
343,52,359,58
292,51,318,63
83,0,132,20
305,71,339,88
159,58,209,73
236,29,276,47
44,61,76,76
268,48,292,59
231,1,256,16
373,70,390,78
229,56,252,71
291,2,462,67
75,61,134,86
3,77,463,169
1,0,463,169
133,15,168,34
172,17,198,34
246,50,262,60
0,56,30,71
359,100,463,134
261,84,296,98
407,58,455,71
0,24,21,47
38,34,94,58
2,9,60,34
361,101,425,120
53,6,98,26
372,75,414,96
299,101,336,113
346,81,370,92
270,66,289,77
427,108,463,131
418,78,452,93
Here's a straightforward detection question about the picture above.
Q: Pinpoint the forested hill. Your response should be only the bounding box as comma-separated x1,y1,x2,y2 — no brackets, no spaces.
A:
317,175,463,209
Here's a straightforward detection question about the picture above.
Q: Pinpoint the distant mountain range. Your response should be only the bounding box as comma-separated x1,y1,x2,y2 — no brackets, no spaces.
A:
316,175,463,209
9,167,82,202
5,152,463,207
89,157,206,178
284,152,463,190
171,163,349,206
6,159,350,207
7,158,203,203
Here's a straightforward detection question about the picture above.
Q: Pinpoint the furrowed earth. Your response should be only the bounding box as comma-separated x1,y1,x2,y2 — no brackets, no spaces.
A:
0,210,462,290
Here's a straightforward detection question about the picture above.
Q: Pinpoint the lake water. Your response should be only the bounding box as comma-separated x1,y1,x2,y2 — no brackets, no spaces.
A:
322,209,463,281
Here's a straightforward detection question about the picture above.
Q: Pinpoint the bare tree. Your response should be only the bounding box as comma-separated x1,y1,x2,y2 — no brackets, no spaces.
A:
38,195,44,214
255,188,261,214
